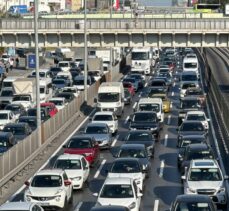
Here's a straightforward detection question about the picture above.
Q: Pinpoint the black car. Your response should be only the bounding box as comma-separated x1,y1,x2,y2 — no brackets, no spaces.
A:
69,68,81,78
177,120,207,143
49,67,62,77
90,206,130,211
124,130,155,158
124,88,132,105
27,107,50,121
18,116,37,131
5,103,27,118
129,111,160,141
129,73,145,89
178,97,203,126
3,123,32,141
178,143,214,173
171,194,217,211
55,92,75,103
0,132,16,154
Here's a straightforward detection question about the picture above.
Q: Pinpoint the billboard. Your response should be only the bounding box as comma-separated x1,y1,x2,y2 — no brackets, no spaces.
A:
27,54,36,69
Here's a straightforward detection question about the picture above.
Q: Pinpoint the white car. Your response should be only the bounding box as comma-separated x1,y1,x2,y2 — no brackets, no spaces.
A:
107,158,145,191
0,202,44,211
49,97,67,111
182,159,228,206
94,177,142,211
53,154,90,190
91,111,118,135
24,169,73,210
185,111,210,130
179,81,199,98
0,110,16,130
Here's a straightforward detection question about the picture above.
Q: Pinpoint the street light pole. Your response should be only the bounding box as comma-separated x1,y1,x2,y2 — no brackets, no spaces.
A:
84,0,88,102
34,0,41,146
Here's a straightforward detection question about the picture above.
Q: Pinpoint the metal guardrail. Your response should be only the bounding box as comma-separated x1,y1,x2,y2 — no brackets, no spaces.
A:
0,19,229,31
0,69,122,196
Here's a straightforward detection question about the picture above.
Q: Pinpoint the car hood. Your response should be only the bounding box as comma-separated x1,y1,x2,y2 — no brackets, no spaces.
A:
97,197,135,207
65,169,84,179
187,181,223,190
108,172,142,180
85,134,110,141
0,119,9,125
28,187,63,196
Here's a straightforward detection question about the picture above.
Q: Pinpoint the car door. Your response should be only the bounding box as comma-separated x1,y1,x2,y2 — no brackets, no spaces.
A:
81,157,90,181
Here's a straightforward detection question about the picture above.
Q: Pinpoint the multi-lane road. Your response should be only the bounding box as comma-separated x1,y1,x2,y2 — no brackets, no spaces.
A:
8,52,229,211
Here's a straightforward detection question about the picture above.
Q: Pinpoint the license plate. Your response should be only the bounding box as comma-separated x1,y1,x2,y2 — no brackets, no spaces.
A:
37,202,50,206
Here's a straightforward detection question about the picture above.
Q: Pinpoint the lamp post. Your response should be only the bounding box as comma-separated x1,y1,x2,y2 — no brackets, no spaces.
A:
84,0,88,102
34,0,41,146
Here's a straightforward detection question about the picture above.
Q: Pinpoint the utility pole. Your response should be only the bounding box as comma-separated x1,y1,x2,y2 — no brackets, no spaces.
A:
84,0,88,102
34,0,41,146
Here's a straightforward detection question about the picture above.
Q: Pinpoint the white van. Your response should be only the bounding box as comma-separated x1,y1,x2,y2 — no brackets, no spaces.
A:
2,77,17,89
58,61,71,72
39,79,53,103
96,82,124,117
136,98,164,122
183,57,199,73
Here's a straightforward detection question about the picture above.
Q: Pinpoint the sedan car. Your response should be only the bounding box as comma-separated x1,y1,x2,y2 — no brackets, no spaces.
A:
124,130,155,158
170,194,217,211
84,122,112,149
107,158,145,191
63,135,100,167
4,103,27,119
52,78,68,90
185,111,210,130
27,108,50,122
53,154,90,190
18,116,37,131
0,202,44,211
94,177,142,211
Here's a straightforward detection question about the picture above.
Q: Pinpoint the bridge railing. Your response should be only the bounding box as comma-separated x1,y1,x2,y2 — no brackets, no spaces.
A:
0,19,229,31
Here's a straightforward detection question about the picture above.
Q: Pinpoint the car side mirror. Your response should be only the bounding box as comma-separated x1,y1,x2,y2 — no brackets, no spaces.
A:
181,175,186,180
24,181,30,186
93,193,98,197
137,192,143,197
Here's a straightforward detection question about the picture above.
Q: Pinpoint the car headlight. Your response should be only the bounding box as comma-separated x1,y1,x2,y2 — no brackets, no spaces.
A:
71,176,82,181
150,127,157,131
128,202,136,209
55,188,64,195
55,195,61,202
116,102,121,106
84,152,93,156
187,187,196,193
218,187,225,193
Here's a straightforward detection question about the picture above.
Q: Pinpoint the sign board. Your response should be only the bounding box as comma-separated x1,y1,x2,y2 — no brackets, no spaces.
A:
225,4,229,15
27,54,36,69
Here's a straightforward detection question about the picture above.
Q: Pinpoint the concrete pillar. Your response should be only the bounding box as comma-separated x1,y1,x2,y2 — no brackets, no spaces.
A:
71,33,75,47
43,33,47,47
29,33,33,47
129,34,132,47
0,33,2,47
58,33,61,47
15,33,18,47
100,33,104,47
143,33,147,46
158,33,161,48
202,33,205,47
2,34,5,46
115,33,118,47
216,33,219,47
187,33,190,47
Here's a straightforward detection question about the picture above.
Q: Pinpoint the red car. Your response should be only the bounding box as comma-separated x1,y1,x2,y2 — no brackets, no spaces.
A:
63,135,100,167
40,102,58,117
123,82,135,96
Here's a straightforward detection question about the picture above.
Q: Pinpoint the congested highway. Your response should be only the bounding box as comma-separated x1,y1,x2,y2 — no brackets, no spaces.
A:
4,47,228,211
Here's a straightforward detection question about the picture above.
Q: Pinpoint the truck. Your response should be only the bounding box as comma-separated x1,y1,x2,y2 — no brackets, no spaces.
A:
94,49,111,71
7,5,28,16
95,82,124,117
131,47,153,75
55,48,75,61
87,57,103,78
12,78,36,110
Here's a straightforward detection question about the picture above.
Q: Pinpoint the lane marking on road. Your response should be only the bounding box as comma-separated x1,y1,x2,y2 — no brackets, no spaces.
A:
124,115,130,124
94,159,106,179
173,82,176,87
111,135,119,147
164,134,168,147
138,92,142,97
8,108,96,202
170,102,173,109
153,199,159,211
167,115,171,125
74,201,83,211
144,82,148,87
159,160,165,178
171,91,174,96
133,102,137,109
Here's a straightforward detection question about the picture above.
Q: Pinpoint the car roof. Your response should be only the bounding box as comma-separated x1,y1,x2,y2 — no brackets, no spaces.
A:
120,144,145,149
104,177,132,185
0,110,11,114
114,157,140,163
175,194,212,203
139,98,162,104
56,154,84,160
0,202,36,210
35,169,64,176
49,97,65,101
191,159,218,168
186,111,205,115
4,122,28,127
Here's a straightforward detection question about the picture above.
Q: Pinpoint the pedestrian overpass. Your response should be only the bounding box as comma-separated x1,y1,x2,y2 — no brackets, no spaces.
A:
0,18,229,47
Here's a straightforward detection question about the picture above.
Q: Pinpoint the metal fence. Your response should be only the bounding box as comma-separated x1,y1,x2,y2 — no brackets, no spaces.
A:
1,19,229,31
0,68,121,189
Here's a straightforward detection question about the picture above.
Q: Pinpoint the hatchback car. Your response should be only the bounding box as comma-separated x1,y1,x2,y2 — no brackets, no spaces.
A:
53,154,89,190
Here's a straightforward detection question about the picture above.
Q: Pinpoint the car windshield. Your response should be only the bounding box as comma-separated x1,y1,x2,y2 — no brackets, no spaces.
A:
181,74,198,81
123,78,135,84
181,100,201,109
85,126,108,134
187,150,213,160
13,96,30,101
93,115,113,121
181,122,204,132
187,114,205,121
59,62,69,67
54,159,81,170
111,161,141,173
100,184,134,198
127,132,151,142
50,100,64,106
19,118,37,127
31,175,62,187
132,52,149,60
139,104,160,112
3,126,25,135
98,93,119,102
0,114,8,119
150,81,165,86
1,90,13,96
67,138,92,148
119,148,147,158
189,168,222,181
184,62,197,68
175,202,211,211
133,113,157,122
40,87,45,93
53,80,65,85
180,138,204,147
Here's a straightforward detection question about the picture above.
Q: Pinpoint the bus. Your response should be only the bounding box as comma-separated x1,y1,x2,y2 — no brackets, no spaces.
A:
193,0,221,13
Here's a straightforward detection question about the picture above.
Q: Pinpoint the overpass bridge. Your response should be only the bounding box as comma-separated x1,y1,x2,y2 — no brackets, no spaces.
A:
0,18,229,47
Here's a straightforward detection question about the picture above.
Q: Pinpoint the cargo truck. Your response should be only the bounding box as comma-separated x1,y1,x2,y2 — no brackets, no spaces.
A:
88,57,103,78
